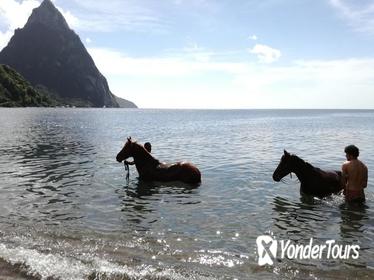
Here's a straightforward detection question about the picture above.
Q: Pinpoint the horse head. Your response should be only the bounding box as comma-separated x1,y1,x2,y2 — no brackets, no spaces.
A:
116,137,134,162
273,150,294,182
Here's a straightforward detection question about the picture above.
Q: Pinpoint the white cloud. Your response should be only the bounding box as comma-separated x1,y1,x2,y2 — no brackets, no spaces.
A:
0,0,79,50
0,0,40,50
0,0,40,30
65,0,167,33
58,7,79,29
249,34,258,41
87,47,246,77
59,0,222,33
180,42,216,63
0,30,12,51
234,58,374,108
249,44,281,63
87,47,374,109
329,0,374,33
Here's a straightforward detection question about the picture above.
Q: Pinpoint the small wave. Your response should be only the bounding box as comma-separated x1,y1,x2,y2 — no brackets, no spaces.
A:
183,249,249,268
0,243,90,279
0,243,219,280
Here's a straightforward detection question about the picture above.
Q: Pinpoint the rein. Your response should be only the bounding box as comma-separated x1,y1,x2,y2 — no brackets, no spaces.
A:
124,161,130,180
280,173,299,185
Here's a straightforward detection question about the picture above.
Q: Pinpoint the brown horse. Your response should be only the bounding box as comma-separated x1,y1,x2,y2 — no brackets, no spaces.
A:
116,137,201,184
273,150,343,198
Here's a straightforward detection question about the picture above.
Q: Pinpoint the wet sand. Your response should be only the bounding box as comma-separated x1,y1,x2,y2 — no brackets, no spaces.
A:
0,259,38,280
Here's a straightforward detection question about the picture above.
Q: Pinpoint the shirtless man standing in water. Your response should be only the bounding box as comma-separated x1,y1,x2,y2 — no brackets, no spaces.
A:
342,145,368,203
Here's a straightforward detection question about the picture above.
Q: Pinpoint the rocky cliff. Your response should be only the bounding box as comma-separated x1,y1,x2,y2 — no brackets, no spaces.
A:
0,0,136,108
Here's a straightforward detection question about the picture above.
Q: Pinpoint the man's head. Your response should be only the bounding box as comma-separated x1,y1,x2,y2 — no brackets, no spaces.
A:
144,142,152,153
345,145,359,160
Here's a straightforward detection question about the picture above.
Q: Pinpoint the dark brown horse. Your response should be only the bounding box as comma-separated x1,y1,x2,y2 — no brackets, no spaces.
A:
116,137,201,184
273,150,343,198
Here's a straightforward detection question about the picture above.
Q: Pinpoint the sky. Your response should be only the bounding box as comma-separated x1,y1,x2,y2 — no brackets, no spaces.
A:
1,0,374,109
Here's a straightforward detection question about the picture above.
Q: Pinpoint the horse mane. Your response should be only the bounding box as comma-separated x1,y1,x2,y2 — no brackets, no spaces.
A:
131,141,160,165
290,154,316,171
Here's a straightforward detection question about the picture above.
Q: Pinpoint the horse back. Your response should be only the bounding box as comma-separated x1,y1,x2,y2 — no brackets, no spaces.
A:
157,162,201,184
322,169,342,181
316,169,343,195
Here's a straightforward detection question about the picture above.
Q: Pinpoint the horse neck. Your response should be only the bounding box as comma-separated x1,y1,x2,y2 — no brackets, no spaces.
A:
132,144,159,166
291,156,315,183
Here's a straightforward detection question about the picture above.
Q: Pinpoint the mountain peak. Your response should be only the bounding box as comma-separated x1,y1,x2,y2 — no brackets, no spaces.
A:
26,0,70,31
40,0,55,10
0,0,137,108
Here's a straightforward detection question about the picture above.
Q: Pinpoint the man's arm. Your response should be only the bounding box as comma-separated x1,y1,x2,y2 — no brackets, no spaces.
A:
341,163,348,190
363,165,368,188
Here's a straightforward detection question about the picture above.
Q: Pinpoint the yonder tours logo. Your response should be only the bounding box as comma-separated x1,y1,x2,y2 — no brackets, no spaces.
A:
256,235,360,266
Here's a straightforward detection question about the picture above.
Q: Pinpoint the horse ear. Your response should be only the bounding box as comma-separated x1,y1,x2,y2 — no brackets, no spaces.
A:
127,136,132,142
284,150,290,156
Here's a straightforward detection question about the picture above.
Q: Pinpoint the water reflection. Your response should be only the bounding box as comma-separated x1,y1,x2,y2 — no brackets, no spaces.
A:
116,179,201,231
271,196,328,240
339,202,371,268
0,110,98,226
271,194,374,269
338,203,372,268
125,180,161,198
339,202,369,239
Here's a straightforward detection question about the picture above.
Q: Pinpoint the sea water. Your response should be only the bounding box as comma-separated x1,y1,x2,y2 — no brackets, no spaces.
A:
0,108,373,279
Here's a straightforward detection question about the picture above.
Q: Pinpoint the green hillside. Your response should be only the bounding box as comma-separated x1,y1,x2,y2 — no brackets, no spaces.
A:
0,64,56,107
